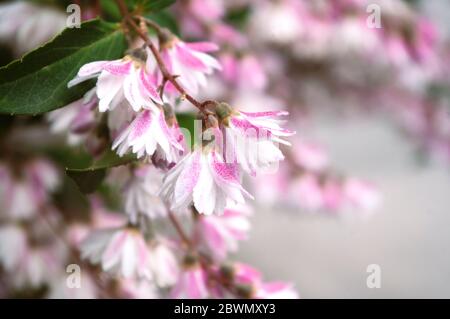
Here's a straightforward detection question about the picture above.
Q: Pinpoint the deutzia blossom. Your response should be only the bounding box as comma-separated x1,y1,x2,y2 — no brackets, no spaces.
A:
47,88,97,145
196,205,251,259
0,225,28,271
233,263,299,299
219,105,295,175
68,53,162,112
122,165,168,222
171,256,209,299
81,227,152,279
293,141,329,172
112,109,184,161
343,179,381,212
254,282,299,299
0,159,59,220
160,35,221,94
119,279,159,299
0,1,65,56
293,174,324,211
160,147,253,215
13,245,63,288
147,241,179,287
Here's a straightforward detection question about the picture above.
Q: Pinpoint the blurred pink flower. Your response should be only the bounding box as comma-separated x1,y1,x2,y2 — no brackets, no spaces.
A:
161,38,221,94
344,178,381,212
81,227,152,279
293,174,323,211
196,205,251,259
293,141,329,172
171,259,209,298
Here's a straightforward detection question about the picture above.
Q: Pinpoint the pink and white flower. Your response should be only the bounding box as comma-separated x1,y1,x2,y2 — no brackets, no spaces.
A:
292,174,324,211
0,159,59,220
293,141,329,172
12,245,63,288
221,54,267,91
81,227,152,279
343,178,381,212
68,55,162,112
322,179,344,211
233,263,298,299
112,109,184,162
196,205,251,259
47,88,97,145
0,1,66,56
122,165,168,223
161,37,221,94
171,258,209,299
147,241,179,287
119,279,159,299
0,225,28,271
160,147,253,215
254,282,299,299
222,108,295,175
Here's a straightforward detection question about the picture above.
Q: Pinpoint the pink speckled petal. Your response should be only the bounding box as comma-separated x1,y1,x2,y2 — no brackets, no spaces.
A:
173,151,202,209
139,68,162,104
175,44,208,72
78,61,110,77
102,231,127,271
129,110,152,141
103,60,132,75
240,110,289,118
185,42,219,52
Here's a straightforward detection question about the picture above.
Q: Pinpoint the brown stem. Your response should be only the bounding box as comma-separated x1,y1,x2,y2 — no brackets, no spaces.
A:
139,16,165,34
115,0,206,114
167,209,193,248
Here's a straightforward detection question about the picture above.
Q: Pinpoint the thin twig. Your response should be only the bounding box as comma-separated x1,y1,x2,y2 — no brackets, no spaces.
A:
115,0,207,114
167,209,193,247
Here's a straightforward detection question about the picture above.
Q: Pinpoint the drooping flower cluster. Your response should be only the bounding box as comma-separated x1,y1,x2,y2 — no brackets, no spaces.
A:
4,0,447,300
67,40,221,164
59,13,299,298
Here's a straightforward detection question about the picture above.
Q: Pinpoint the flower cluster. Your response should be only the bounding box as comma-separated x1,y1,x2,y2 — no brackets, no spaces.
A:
3,0,446,300
60,12,298,298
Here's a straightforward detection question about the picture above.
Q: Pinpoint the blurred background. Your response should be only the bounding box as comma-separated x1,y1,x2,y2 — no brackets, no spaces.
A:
239,1,450,298
240,115,450,298
0,0,449,298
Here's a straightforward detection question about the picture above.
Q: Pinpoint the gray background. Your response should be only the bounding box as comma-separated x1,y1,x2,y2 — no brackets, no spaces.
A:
237,0,450,298
239,116,450,298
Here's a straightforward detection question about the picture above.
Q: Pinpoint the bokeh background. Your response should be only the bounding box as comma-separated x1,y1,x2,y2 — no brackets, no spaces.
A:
239,1,450,298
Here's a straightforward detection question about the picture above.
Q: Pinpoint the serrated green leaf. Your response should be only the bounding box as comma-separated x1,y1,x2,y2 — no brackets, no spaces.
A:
67,149,137,172
0,19,126,115
64,148,136,194
146,10,179,34
66,169,107,194
101,0,122,21
139,0,176,12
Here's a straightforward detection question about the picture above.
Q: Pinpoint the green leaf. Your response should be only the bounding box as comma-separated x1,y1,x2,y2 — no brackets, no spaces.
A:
225,5,251,29
146,10,179,34
66,149,137,172
0,19,126,115
66,169,107,194
101,0,122,21
64,149,136,194
145,0,176,12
